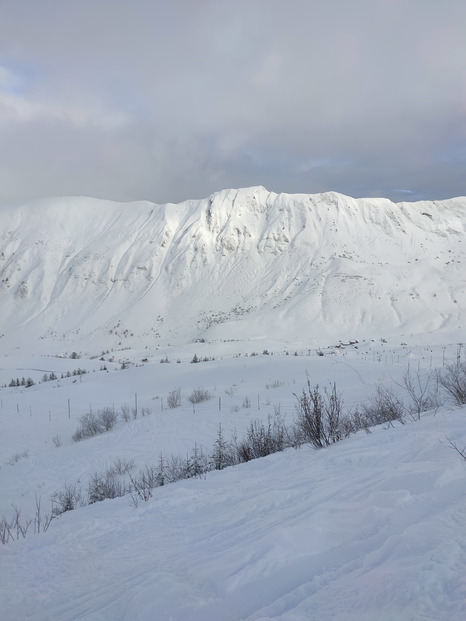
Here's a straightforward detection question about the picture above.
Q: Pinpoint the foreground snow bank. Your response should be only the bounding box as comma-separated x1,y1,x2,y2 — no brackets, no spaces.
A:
2,407,466,621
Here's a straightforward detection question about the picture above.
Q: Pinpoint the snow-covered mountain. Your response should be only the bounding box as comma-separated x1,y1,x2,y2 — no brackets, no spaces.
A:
1,186,464,354
1,187,466,620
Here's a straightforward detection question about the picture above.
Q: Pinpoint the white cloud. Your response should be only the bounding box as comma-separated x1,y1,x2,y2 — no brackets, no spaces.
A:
0,90,129,129
0,0,465,204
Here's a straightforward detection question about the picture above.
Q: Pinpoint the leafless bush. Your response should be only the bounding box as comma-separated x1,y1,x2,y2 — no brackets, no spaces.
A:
358,385,405,428
120,404,131,422
6,449,29,465
294,382,347,449
164,455,187,483
347,409,372,435
438,362,466,406
167,387,182,409
128,465,159,506
242,396,251,409
72,407,118,441
88,471,126,504
52,434,62,447
266,379,285,389
107,457,135,476
32,494,53,535
51,482,84,516
187,387,213,404
161,446,210,483
0,506,31,543
236,415,289,462
99,407,118,431
88,457,136,504
447,437,466,461
1,497,53,545
72,411,104,441
398,368,441,419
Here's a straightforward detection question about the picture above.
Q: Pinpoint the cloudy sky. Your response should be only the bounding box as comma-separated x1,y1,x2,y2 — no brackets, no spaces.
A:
1,0,465,205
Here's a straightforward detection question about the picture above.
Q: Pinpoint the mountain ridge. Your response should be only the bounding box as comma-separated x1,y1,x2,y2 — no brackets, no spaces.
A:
0,186,464,353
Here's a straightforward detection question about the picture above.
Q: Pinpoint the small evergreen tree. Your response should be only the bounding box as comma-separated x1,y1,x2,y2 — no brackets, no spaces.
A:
211,424,229,470
156,453,166,486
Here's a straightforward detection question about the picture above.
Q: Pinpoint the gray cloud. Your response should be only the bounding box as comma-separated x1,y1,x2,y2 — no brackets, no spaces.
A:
1,0,465,205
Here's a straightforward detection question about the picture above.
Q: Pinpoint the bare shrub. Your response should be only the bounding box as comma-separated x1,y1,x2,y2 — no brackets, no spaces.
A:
447,437,466,461
51,482,84,516
99,407,118,431
88,457,136,503
164,455,187,483
359,385,405,428
398,368,440,419
266,379,285,389
52,434,62,448
347,409,372,435
236,415,288,462
88,471,126,504
167,387,182,409
187,387,213,404
72,411,103,441
107,457,135,476
32,494,53,535
294,382,347,449
242,396,251,409
73,407,118,441
1,495,53,545
129,465,159,506
0,506,31,543
120,404,131,422
438,362,466,406
162,448,210,483
6,449,29,465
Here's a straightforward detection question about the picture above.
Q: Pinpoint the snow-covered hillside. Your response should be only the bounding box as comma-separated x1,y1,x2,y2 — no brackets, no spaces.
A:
1,187,465,620
1,187,464,356
2,369,466,620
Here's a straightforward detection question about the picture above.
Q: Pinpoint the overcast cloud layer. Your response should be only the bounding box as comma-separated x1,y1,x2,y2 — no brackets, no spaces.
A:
1,0,465,205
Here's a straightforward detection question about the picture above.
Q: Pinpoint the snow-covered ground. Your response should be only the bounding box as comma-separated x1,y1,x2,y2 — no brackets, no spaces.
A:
1,342,465,620
1,187,465,619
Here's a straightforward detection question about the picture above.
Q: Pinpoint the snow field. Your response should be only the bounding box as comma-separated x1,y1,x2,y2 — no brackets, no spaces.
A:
1,398,465,620
1,187,465,619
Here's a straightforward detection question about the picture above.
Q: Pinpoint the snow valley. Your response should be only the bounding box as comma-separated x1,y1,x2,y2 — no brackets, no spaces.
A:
0,187,465,621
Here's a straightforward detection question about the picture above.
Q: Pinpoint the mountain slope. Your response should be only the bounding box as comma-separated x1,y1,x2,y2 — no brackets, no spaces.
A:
2,405,466,621
0,187,465,353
